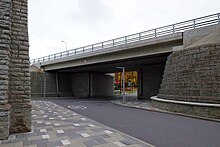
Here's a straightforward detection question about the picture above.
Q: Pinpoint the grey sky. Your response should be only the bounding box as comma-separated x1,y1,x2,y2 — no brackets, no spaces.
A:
28,0,220,59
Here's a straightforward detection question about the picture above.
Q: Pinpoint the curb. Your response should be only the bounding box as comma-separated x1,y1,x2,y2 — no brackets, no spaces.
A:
110,101,220,123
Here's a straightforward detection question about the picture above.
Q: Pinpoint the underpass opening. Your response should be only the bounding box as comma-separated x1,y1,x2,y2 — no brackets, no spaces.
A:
31,53,170,100
114,71,138,101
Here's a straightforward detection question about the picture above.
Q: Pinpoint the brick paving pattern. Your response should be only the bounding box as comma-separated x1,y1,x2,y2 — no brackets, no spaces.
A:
0,101,153,147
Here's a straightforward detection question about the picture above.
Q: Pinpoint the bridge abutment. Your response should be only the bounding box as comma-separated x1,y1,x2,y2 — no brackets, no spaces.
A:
71,73,90,97
30,71,114,98
90,73,114,97
138,64,165,99
70,72,114,98
152,25,220,119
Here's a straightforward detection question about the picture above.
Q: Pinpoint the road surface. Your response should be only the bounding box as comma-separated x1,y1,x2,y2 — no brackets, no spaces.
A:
47,98,220,147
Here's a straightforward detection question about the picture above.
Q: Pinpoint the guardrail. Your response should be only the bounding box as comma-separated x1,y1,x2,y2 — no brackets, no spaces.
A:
31,13,220,64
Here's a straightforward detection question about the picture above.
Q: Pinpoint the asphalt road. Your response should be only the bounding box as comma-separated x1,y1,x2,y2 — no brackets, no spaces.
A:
48,98,220,147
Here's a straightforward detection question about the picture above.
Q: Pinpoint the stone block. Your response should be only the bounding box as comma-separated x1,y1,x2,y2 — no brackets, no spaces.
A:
0,0,31,139
158,39,220,118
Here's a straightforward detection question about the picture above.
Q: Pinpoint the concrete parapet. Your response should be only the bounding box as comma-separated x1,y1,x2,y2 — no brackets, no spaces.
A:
183,24,220,47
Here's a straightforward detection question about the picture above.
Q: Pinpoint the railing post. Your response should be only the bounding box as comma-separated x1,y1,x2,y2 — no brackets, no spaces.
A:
172,24,175,33
30,13,218,64
218,13,220,24
193,19,196,29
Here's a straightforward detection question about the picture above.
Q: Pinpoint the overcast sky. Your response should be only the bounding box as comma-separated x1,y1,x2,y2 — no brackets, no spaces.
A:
28,0,220,59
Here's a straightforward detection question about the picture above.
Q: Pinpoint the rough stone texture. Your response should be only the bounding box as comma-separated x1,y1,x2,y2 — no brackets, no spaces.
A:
158,45,220,103
31,71,114,98
58,73,72,96
30,71,44,97
45,73,58,96
0,0,11,140
0,0,31,139
71,73,90,98
90,74,114,97
155,28,220,119
30,65,74,97
30,71,61,97
158,44,220,103
152,100,220,119
139,64,165,99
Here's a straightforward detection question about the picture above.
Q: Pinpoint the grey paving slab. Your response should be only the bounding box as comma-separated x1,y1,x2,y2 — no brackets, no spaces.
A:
0,101,153,147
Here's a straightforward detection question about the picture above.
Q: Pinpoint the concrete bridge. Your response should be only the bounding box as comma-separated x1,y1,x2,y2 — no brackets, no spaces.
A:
31,13,220,101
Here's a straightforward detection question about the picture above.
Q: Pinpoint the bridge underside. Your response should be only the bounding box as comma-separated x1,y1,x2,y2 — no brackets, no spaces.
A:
56,53,169,73
31,53,170,99
32,31,183,99
30,17,220,120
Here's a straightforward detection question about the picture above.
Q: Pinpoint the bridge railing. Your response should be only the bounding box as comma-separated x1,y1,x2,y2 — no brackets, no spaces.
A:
31,13,220,64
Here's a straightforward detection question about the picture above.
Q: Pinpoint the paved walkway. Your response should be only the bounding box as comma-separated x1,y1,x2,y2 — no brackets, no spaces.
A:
0,101,153,147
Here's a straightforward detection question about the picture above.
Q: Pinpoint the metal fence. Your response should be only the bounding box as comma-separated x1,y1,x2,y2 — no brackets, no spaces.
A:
31,13,220,64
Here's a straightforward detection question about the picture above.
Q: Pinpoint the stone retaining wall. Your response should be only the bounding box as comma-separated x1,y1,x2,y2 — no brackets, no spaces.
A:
155,43,220,119
152,98,220,119
158,44,220,104
0,0,11,140
0,0,31,139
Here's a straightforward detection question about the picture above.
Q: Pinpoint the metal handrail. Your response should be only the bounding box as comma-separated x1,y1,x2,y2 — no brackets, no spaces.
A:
30,13,220,64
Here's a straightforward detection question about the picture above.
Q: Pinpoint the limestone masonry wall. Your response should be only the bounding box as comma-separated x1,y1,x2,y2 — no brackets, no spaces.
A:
158,44,220,104
0,0,11,140
0,0,31,139
90,74,114,97
142,64,165,99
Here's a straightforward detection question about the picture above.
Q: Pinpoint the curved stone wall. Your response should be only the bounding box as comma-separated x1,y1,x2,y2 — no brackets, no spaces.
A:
158,44,220,104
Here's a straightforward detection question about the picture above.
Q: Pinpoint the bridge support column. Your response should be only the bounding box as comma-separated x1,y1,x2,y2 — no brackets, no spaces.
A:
71,73,90,98
71,73,114,98
138,64,165,99
0,0,31,139
137,69,143,99
90,73,114,97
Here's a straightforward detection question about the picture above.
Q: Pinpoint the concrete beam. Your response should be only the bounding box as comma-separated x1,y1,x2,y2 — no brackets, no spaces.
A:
41,33,183,71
